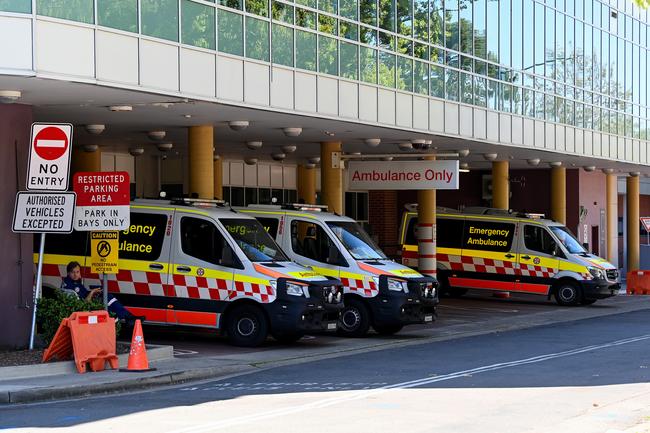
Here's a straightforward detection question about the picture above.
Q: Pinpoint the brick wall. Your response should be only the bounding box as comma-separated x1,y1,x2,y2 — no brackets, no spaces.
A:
368,190,400,257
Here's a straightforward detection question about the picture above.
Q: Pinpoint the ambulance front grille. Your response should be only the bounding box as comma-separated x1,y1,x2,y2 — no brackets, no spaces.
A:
606,269,618,280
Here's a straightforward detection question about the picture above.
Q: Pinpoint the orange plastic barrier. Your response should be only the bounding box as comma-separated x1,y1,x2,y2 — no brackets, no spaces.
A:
43,310,119,373
120,320,156,372
626,270,650,295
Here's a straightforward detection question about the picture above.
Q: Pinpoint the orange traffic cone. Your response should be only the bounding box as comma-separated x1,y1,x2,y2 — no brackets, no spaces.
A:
120,320,156,372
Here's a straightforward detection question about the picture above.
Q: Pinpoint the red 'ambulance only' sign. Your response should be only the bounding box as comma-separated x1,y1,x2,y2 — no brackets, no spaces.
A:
73,171,130,231
26,123,73,191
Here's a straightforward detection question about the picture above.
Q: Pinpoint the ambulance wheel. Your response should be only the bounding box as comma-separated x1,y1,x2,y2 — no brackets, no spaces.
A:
271,331,304,344
372,324,403,335
337,299,370,338
554,282,581,306
226,305,269,347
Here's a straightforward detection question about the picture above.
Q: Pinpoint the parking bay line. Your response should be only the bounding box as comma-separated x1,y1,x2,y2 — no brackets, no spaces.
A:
169,333,650,433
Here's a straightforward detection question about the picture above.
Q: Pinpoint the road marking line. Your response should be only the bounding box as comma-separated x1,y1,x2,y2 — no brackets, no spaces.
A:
168,334,650,433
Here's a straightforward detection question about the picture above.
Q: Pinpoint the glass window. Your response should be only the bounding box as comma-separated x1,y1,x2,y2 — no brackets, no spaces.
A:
534,2,544,75
445,0,458,51
0,0,31,13
246,17,269,61
397,0,411,36
98,0,137,32
318,35,338,75
255,217,280,238
414,60,428,95
340,0,357,20
318,14,337,35
379,51,395,87
545,6,554,78
296,8,316,29
181,0,215,50
360,0,376,26
180,217,241,267
36,0,93,23
360,26,377,45
523,225,557,256
459,0,472,55
360,46,378,83
445,68,459,101
437,218,464,249
44,230,89,257
556,11,564,83
523,0,533,72
414,42,428,60
512,0,522,72
460,72,473,104
220,0,242,10
272,1,293,24
379,31,394,50
290,220,346,265
142,0,178,41
116,213,168,261
295,0,315,8
318,0,336,14
397,56,412,91
474,0,486,59
246,0,268,16
487,0,498,64
499,0,510,65
340,41,359,80
475,75,487,107
413,0,428,43
296,30,317,70
327,221,387,260
430,64,444,98
379,0,395,32
430,0,443,47
221,218,288,262
340,21,358,40
575,19,583,88
272,24,293,66
219,10,243,55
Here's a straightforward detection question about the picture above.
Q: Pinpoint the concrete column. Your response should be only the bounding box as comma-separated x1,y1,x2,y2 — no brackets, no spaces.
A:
213,155,223,200
605,172,617,264
417,156,436,277
492,161,509,210
188,125,214,199
320,141,343,214
71,148,101,174
550,165,567,224
627,174,640,271
297,164,316,204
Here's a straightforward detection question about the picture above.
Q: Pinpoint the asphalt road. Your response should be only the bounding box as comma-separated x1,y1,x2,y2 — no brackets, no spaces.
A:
2,306,650,433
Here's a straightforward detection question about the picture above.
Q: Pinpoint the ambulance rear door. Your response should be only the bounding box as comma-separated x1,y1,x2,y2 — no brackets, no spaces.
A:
516,223,559,296
170,211,239,328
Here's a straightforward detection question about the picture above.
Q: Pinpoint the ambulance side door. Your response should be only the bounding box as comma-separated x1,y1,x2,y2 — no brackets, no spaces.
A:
170,212,239,327
517,223,560,295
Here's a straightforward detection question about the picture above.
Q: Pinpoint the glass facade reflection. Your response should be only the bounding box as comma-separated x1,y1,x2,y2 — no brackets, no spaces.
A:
4,0,649,140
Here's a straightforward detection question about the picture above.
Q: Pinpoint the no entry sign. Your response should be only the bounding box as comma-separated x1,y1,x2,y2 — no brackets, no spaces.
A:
26,123,73,191
73,171,130,231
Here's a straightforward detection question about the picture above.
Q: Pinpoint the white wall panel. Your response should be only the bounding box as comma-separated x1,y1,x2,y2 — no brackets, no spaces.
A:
222,161,230,185
621,137,629,161
534,121,545,148
555,125,565,152
395,93,412,127
317,76,338,115
486,112,499,141
429,100,444,132
217,56,244,102
359,85,377,122
499,114,511,143
594,133,602,157
642,140,648,164
523,118,534,147
584,131,593,155
378,89,396,125
180,48,215,97
545,124,555,149
633,140,640,162
36,20,94,78
567,128,577,153
444,103,459,135
0,16,32,70
96,31,138,85
473,108,487,139
229,162,244,186
257,164,271,187
339,81,358,119
270,165,283,187
511,116,523,145
140,40,179,91
283,165,296,189
244,163,257,186
412,96,428,130
294,72,317,112
270,67,294,109
244,62,270,106
459,106,472,137
115,154,135,178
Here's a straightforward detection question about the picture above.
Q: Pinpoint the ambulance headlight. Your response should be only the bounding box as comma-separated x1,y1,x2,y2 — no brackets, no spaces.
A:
286,282,307,297
387,278,408,293
588,267,605,280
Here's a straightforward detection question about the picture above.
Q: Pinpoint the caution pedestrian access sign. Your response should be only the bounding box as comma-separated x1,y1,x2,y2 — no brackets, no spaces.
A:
91,232,119,274
12,191,76,233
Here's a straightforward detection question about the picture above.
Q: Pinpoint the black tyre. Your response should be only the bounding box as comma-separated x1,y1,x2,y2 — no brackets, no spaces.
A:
554,282,581,306
271,331,304,344
372,324,404,335
337,298,371,337
226,305,269,347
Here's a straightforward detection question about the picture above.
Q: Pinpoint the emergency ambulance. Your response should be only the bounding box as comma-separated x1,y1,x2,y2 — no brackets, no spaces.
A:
238,204,438,337
38,198,343,346
399,205,620,305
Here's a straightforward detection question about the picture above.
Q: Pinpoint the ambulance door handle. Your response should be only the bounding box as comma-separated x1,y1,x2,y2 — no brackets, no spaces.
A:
177,266,191,273
505,254,515,259
521,255,531,260
149,263,164,271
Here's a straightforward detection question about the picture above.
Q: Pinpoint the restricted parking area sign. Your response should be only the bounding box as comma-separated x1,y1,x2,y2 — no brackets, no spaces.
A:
73,171,130,231
12,191,76,233
26,123,73,191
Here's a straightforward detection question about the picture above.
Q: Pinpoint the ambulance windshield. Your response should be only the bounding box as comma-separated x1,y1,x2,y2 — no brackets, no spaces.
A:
549,226,586,254
221,218,288,262
327,221,387,260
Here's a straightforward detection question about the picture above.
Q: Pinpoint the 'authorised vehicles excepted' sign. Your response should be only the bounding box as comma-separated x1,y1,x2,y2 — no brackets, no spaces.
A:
73,171,130,231
26,123,73,191
90,231,119,274
12,191,76,233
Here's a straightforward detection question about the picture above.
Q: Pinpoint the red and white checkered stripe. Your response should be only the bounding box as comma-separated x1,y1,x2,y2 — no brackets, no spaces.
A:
518,262,557,278
437,253,518,275
41,264,276,303
340,277,378,297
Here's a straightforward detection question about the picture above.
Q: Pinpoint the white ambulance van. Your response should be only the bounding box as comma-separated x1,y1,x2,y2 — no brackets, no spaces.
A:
238,204,438,337
399,205,620,305
39,199,343,346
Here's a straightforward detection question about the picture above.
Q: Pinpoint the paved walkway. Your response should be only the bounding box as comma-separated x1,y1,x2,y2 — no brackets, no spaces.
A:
2,294,649,405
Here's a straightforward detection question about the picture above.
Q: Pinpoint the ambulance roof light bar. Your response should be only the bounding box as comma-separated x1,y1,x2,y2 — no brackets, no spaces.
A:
403,203,459,214
282,203,329,212
171,197,227,208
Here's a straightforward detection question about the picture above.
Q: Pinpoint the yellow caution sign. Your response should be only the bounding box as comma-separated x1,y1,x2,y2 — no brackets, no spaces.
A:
91,231,119,274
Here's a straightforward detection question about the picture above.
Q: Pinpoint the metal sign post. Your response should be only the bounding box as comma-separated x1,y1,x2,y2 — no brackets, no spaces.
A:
29,233,46,350
102,273,108,308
